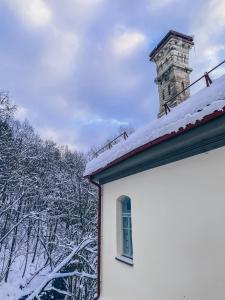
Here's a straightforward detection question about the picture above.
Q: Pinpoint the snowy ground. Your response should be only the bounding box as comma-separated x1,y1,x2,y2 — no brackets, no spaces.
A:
0,256,49,300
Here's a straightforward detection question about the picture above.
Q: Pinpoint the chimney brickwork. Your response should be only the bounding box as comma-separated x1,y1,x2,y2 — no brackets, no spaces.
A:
150,31,194,118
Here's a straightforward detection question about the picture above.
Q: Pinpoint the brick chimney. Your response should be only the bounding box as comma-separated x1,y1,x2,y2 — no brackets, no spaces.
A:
150,30,194,118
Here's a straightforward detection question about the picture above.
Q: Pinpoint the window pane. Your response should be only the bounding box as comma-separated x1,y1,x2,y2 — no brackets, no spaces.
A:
129,228,133,257
123,216,129,229
128,217,132,229
122,198,131,213
123,229,130,256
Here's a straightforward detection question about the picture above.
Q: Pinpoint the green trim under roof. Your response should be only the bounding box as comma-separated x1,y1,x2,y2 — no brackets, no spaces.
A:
91,113,225,184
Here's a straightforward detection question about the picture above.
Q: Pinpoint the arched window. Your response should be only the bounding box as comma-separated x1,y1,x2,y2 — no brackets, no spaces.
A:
121,197,133,258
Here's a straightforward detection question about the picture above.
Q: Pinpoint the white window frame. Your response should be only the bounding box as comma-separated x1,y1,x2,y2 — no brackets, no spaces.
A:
116,196,133,265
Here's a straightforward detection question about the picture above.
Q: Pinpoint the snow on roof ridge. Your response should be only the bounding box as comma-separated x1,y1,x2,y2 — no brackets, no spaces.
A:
84,73,225,177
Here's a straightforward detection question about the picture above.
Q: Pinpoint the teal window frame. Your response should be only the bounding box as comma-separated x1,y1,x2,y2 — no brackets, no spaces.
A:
121,197,133,259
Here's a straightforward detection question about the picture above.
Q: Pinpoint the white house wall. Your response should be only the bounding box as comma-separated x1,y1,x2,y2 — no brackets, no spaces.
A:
101,146,225,300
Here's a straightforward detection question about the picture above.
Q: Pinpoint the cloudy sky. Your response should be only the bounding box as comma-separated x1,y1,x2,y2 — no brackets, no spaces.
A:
0,0,225,151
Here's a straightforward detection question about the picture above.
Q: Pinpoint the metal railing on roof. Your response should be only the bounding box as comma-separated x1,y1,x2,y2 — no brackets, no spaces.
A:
163,59,225,115
95,131,128,157
94,59,225,157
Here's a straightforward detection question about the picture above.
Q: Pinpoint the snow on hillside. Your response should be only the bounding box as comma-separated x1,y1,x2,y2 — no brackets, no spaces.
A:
85,73,225,176
0,255,49,300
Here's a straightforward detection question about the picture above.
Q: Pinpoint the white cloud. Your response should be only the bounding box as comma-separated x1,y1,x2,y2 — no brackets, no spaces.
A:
38,126,78,150
39,127,60,141
148,0,177,11
86,117,129,126
48,0,105,27
38,27,80,83
71,0,104,9
4,0,106,84
203,44,225,66
9,0,52,29
111,27,147,57
204,0,225,30
15,105,29,121
191,0,225,75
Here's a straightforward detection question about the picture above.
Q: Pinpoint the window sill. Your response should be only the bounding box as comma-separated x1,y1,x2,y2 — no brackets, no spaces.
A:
115,256,133,266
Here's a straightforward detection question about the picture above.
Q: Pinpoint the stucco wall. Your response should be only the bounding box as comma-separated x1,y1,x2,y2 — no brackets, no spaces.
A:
101,146,225,300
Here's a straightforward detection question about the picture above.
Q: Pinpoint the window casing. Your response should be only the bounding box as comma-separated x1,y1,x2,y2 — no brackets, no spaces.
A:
121,198,133,258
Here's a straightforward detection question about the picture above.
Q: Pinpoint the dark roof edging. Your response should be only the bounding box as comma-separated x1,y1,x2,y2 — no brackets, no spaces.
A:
86,108,225,184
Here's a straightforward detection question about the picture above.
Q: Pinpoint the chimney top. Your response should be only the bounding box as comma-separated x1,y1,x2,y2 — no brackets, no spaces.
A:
149,30,194,61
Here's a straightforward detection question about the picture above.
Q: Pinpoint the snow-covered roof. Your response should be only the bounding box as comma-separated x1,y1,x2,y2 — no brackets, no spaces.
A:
84,73,225,177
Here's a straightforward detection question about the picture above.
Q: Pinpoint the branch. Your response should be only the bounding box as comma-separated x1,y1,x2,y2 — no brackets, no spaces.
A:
26,238,95,300
25,261,50,287
77,254,96,273
52,270,96,280
0,214,29,244
0,192,24,218
48,287,72,297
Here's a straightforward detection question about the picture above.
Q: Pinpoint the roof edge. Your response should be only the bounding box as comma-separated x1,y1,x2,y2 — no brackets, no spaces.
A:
85,107,225,180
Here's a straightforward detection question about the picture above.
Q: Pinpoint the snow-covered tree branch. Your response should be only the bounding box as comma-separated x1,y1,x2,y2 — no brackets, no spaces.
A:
27,239,96,300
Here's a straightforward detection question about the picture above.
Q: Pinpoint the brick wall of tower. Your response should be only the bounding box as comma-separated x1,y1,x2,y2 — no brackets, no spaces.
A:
150,33,193,118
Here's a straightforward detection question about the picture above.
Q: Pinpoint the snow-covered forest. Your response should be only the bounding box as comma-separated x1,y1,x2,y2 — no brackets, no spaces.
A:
0,93,98,299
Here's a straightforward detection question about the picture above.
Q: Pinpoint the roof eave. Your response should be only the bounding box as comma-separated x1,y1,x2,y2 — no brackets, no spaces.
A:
86,108,225,181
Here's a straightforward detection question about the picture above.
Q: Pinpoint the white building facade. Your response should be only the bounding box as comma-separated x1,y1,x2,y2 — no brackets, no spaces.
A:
100,146,225,300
